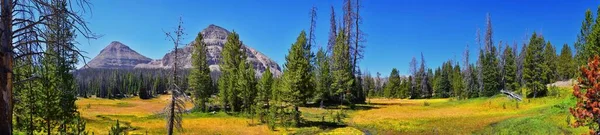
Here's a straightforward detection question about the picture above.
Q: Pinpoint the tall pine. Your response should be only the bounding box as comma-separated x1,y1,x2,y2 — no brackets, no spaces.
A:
281,31,312,126
188,32,213,112
219,31,245,112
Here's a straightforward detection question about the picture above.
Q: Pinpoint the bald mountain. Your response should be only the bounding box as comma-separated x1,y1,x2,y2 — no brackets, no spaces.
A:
84,41,152,69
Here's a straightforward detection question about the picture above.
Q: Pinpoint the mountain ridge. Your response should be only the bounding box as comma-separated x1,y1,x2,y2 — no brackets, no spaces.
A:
85,24,282,76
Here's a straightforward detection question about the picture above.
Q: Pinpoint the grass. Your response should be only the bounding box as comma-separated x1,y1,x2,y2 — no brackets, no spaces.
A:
76,86,587,134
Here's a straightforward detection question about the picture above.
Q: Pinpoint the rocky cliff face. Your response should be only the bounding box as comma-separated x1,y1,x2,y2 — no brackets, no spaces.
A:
84,41,152,69
132,24,282,76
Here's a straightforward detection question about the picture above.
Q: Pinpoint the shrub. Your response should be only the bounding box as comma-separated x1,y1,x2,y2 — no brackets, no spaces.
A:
570,56,600,134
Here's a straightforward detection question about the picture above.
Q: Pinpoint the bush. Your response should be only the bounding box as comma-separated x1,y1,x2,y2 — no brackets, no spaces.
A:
548,85,560,97
109,120,125,135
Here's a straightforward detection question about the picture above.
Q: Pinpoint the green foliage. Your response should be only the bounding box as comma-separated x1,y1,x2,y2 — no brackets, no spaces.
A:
451,63,464,98
314,48,332,105
237,57,257,114
502,45,518,92
558,44,575,81
543,42,558,83
13,1,87,134
481,46,500,97
575,8,598,66
256,67,273,123
109,120,124,135
384,68,401,98
281,30,313,126
524,32,548,98
433,61,453,98
218,31,246,112
189,32,214,112
331,28,354,103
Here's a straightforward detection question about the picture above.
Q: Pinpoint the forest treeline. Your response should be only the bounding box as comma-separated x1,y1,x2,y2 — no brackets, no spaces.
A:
367,15,578,99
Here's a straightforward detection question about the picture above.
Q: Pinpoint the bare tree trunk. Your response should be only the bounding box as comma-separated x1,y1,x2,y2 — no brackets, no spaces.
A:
352,0,361,74
168,91,175,135
0,0,13,134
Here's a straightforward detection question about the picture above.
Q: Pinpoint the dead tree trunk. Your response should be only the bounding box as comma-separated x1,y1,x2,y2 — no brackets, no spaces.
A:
0,0,13,134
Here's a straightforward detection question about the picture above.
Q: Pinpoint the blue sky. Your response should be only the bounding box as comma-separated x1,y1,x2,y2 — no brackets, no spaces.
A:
75,0,600,76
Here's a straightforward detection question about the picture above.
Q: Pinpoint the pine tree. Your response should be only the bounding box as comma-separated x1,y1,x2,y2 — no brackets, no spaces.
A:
452,62,464,98
188,32,213,112
314,47,332,106
384,68,400,98
434,62,452,98
543,41,558,83
480,14,500,97
558,44,575,81
331,28,354,104
502,45,518,92
256,67,273,123
575,9,595,66
524,32,548,97
40,41,62,134
219,31,245,112
281,30,312,126
237,59,257,114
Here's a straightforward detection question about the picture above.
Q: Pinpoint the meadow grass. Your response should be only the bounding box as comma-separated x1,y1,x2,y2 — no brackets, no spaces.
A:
77,86,586,134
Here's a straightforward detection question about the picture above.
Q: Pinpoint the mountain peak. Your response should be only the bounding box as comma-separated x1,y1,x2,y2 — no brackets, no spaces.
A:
201,24,230,40
85,41,152,69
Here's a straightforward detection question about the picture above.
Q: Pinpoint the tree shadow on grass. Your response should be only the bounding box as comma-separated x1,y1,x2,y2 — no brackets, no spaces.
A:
365,102,405,106
300,120,347,130
302,103,381,111
352,105,381,110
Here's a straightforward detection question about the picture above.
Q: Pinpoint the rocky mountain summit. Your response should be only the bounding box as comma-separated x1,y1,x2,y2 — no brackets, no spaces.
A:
84,41,152,69
86,24,282,76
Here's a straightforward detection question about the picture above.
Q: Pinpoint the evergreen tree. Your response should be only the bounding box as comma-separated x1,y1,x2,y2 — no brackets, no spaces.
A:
502,45,518,92
558,44,575,81
452,62,464,98
524,32,548,97
543,41,558,83
331,28,354,104
314,48,332,106
281,31,313,126
40,40,62,134
384,68,400,98
481,14,501,97
219,31,245,112
188,32,213,112
575,9,595,66
238,60,257,114
256,67,273,123
434,62,452,98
